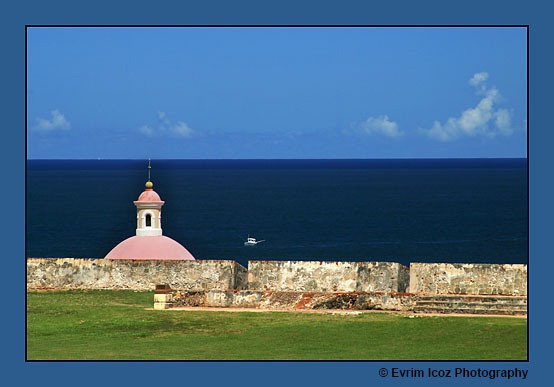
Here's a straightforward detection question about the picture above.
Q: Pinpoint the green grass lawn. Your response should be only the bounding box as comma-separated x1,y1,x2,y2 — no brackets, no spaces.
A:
26,290,527,360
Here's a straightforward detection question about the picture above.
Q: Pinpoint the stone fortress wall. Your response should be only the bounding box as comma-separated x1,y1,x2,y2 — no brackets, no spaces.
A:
26,258,248,291
247,261,410,293
27,258,527,315
409,262,527,296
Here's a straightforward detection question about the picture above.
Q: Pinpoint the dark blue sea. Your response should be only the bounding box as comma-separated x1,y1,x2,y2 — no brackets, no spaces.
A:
26,159,528,268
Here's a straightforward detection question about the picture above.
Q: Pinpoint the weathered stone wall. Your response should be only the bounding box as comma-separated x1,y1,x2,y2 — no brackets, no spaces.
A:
26,258,248,291
172,290,416,311
170,290,527,315
409,263,527,295
247,260,410,293
27,258,528,298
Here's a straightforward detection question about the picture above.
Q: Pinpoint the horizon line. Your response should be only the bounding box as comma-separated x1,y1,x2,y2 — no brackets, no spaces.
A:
26,157,528,161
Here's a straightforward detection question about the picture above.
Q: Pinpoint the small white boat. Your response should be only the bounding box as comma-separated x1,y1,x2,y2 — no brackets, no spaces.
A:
244,236,265,246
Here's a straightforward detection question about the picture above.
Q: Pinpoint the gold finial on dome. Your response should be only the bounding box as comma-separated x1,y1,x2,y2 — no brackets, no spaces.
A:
145,158,153,189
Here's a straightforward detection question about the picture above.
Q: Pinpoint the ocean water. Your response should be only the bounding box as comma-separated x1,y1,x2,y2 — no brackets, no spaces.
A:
26,159,528,268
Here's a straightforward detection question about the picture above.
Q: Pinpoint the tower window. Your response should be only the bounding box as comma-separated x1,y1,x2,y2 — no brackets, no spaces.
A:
145,214,152,227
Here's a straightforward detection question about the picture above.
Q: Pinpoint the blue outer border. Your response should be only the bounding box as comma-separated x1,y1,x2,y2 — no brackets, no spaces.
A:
7,0,551,385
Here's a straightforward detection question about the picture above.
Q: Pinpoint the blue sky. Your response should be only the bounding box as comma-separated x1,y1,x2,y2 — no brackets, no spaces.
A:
27,27,527,159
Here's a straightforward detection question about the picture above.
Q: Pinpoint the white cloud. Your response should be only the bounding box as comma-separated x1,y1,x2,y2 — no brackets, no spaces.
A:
138,111,195,138
138,125,154,136
33,110,71,132
171,121,194,138
421,73,513,142
469,72,489,88
157,111,170,126
494,108,513,135
360,115,403,138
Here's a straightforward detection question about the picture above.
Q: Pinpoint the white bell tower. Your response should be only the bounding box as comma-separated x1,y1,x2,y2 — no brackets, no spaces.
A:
133,159,164,236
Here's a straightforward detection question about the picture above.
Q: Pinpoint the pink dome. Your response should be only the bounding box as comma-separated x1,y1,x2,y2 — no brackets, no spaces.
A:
136,189,163,203
105,235,195,260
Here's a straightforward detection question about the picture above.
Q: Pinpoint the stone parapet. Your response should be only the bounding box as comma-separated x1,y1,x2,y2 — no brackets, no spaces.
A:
26,258,248,291
27,258,527,299
409,263,527,296
247,260,409,293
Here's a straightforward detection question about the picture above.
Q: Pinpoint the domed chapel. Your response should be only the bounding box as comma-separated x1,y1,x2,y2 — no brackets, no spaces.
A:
105,160,195,261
